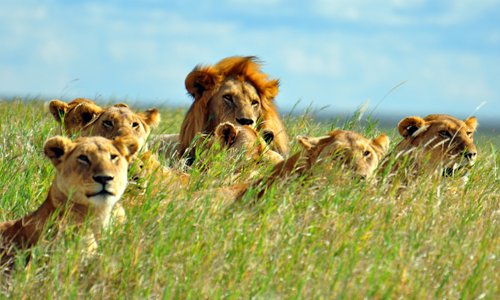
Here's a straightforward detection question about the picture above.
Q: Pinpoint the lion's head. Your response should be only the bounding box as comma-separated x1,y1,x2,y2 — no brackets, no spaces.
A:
393,114,478,177
179,56,288,157
297,130,390,179
44,135,139,222
204,122,284,165
49,99,160,150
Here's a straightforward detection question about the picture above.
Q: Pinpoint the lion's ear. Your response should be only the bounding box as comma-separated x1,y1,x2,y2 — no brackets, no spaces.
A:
113,135,140,163
262,130,275,144
296,135,324,150
138,107,160,128
263,79,279,100
73,102,103,126
49,100,70,124
185,67,217,100
214,122,237,147
465,116,477,131
398,117,428,139
114,103,129,108
44,136,74,167
370,134,390,159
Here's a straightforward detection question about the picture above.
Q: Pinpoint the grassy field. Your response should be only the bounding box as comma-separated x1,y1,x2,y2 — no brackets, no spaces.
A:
0,99,499,299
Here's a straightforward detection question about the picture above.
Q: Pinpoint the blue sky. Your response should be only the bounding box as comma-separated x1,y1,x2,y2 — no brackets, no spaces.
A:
1,0,499,126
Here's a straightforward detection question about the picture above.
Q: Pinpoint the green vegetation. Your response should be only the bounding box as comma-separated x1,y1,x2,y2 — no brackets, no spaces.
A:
0,99,499,299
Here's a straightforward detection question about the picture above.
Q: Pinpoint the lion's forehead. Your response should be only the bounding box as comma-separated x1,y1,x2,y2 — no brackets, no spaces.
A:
322,137,372,156
219,78,260,100
72,138,120,156
102,111,139,123
237,126,259,139
430,121,469,135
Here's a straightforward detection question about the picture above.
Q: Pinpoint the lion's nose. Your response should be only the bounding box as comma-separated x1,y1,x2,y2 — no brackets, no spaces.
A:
236,118,254,126
464,150,477,161
93,175,114,185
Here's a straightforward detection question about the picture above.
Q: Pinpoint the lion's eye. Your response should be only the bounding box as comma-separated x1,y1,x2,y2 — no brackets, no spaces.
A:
252,100,259,106
223,95,234,104
110,154,118,160
103,120,113,128
78,155,90,165
132,122,139,128
466,131,472,138
363,151,370,157
439,130,451,138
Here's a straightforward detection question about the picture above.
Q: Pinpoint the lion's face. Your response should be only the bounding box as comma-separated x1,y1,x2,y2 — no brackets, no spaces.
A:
44,135,138,216
208,122,283,164
180,56,288,156
396,114,477,173
297,130,390,179
49,99,159,150
209,77,262,127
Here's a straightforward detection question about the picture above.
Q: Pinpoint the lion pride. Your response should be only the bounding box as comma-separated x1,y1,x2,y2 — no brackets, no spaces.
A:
0,135,138,264
177,56,288,158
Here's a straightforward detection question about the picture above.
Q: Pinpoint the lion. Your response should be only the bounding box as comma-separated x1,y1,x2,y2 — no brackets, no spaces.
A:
200,130,390,205
193,122,284,182
203,122,283,164
0,135,138,265
49,99,160,151
176,56,288,159
49,99,188,184
382,114,478,181
296,130,390,179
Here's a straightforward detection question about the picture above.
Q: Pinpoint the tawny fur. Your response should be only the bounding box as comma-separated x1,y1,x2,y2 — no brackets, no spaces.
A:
49,99,160,150
49,99,190,189
0,135,139,266
200,122,283,175
205,130,389,204
297,130,390,179
382,114,478,180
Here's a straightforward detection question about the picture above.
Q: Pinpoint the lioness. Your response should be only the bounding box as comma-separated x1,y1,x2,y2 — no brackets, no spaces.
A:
203,122,283,164
49,99,160,150
204,130,390,204
0,135,138,261
296,130,390,179
193,122,284,182
49,99,188,184
382,114,478,181
176,56,288,158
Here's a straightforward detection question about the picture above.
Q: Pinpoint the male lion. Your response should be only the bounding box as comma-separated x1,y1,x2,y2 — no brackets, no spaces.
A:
177,56,288,158
0,135,138,264
49,98,160,150
382,114,478,181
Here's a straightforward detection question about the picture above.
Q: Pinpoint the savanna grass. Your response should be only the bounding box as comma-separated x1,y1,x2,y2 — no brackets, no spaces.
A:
0,99,499,299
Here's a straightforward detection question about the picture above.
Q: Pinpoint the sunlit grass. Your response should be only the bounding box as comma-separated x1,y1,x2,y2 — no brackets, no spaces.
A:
0,98,499,299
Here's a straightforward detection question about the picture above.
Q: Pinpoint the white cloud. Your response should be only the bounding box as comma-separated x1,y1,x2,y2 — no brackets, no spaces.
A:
312,0,500,26
283,45,343,78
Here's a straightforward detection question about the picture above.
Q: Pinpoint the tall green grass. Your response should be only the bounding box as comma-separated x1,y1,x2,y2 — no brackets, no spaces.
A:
0,99,499,299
